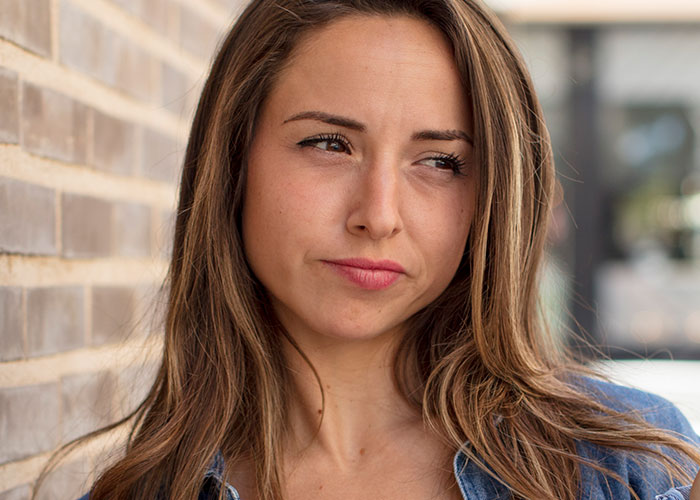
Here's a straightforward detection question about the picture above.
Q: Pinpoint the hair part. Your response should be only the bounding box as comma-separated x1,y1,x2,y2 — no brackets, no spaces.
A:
39,1,700,499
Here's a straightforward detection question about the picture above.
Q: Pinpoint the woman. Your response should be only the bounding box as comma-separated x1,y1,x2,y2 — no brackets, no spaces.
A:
61,0,700,499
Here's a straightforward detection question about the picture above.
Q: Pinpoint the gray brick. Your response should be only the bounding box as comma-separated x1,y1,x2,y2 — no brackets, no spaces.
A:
111,0,169,36
113,38,152,102
0,68,19,143
0,177,56,255
93,110,136,175
60,2,153,101
160,62,192,116
141,127,180,182
0,383,60,464
112,202,151,257
91,286,135,345
59,3,112,86
0,485,30,500
0,0,52,57
61,194,112,258
34,457,90,500
0,287,23,361
139,0,170,36
110,0,142,17
210,0,243,9
179,5,221,60
21,82,88,164
26,287,84,357
61,371,115,443
116,361,157,418
156,209,174,258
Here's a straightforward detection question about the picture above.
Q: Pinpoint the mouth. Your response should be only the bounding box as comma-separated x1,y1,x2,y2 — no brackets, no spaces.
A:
322,258,405,290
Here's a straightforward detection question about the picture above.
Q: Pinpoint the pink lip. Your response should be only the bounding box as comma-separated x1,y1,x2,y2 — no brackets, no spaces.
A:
322,258,405,290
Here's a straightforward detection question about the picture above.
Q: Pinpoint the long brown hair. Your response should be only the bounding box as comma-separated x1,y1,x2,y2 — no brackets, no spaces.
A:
44,1,699,499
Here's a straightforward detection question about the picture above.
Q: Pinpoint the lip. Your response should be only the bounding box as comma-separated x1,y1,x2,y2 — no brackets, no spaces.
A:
322,258,405,290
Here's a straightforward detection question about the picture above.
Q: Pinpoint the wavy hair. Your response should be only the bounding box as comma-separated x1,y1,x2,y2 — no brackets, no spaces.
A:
39,1,699,499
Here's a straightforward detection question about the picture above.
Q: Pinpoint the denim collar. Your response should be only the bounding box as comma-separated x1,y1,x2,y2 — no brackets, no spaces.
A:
203,452,242,500
205,449,472,500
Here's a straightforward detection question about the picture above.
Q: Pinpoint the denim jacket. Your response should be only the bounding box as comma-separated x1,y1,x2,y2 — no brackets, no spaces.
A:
81,378,699,499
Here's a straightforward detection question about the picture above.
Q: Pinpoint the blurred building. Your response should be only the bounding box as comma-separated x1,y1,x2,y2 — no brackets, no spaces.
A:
488,0,700,359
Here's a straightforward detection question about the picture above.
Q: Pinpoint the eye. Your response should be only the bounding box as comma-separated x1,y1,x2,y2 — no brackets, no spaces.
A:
419,152,467,176
297,133,351,154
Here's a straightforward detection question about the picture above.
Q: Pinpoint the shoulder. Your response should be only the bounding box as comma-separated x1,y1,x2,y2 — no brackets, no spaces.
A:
574,375,698,441
571,376,699,499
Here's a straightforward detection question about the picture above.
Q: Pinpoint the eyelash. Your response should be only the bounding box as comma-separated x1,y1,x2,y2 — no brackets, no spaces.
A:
297,133,351,154
427,152,467,176
297,133,467,176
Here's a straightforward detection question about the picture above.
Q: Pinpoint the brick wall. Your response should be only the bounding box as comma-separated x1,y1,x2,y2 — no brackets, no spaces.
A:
0,0,241,497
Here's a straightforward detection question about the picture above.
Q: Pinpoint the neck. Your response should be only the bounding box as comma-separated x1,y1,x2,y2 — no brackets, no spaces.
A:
282,330,421,468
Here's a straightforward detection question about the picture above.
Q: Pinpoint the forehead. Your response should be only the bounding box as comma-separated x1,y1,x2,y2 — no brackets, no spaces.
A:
262,14,471,132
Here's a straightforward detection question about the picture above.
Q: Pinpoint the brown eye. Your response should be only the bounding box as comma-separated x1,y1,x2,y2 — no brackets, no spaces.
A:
418,153,466,175
422,157,453,170
298,133,351,154
318,139,348,153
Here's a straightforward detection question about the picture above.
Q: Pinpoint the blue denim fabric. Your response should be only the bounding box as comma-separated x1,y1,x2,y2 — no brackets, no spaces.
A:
655,485,691,500
79,378,699,499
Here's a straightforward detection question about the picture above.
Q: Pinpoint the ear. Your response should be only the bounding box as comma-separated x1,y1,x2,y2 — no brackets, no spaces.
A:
690,469,700,500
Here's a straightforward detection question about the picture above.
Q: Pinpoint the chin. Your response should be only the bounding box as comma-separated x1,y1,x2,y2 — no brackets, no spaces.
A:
296,314,406,345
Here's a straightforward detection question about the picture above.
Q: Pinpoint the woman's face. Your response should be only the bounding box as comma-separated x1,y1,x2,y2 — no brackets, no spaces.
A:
242,15,477,345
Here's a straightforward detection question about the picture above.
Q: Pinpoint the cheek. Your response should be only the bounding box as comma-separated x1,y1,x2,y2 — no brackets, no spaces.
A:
420,184,475,277
242,152,342,270
242,149,282,269
433,183,473,226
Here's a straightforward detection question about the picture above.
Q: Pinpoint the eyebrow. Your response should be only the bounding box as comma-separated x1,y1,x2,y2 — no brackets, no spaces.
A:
412,129,473,145
283,111,473,145
283,111,366,132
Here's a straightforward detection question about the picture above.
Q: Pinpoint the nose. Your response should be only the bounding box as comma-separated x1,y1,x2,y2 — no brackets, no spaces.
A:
346,159,403,239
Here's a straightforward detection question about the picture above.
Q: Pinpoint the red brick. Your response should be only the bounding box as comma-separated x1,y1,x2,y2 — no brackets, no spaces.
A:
91,286,136,345
0,486,30,500
59,2,153,101
179,5,222,60
0,68,19,144
112,202,151,257
141,127,180,182
21,82,88,164
92,110,136,176
0,177,57,255
61,194,112,258
61,371,115,443
0,0,52,57
26,287,84,356
0,287,24,361
0,383,60,464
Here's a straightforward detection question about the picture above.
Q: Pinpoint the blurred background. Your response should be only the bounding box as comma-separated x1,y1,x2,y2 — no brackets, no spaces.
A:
490,0,700,433
0,0,699,497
